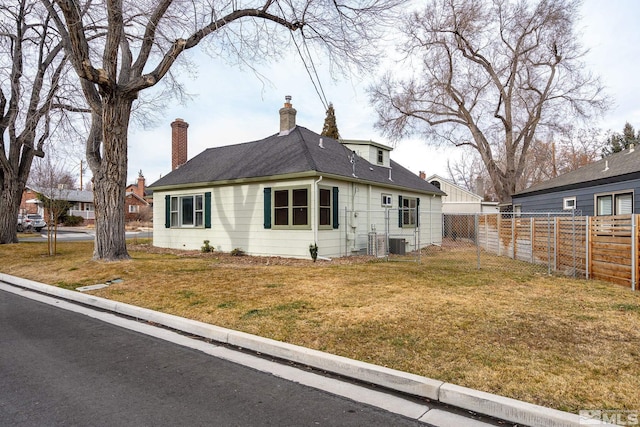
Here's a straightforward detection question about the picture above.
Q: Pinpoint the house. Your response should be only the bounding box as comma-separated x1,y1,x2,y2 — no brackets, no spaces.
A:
511,145,640,215
19,187,45,216
423,174,499,214
20,186,95,223
422,174,498,242
125,171,152,222
149,97,445,259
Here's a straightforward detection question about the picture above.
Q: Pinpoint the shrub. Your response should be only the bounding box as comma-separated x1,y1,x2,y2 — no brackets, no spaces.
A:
309,243,318,262
63,215,84,227
230,248,245,256
201,240,213,253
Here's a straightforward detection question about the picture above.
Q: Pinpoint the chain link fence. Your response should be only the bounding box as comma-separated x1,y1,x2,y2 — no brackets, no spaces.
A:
343,208,590,277
343,207,443,262
456,211,587,277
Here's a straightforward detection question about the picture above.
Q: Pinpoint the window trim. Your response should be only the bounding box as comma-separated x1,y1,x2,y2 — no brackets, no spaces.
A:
594,190,634,216
272,186,311,230
563,196,576,211
381,193,392,207
318,186,333,230
400,196,418,228
167,193,210,228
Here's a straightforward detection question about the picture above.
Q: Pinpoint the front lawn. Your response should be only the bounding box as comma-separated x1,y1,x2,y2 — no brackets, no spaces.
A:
1,239,638,413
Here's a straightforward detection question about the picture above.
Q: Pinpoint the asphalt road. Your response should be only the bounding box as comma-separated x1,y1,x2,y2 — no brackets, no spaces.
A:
0,289,425,427
18,228,152,242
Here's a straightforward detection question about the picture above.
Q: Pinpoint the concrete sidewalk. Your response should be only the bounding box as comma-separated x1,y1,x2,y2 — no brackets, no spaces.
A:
0,273,598,427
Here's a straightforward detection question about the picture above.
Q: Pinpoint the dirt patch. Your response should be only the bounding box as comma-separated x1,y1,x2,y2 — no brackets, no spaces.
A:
126,242,375,266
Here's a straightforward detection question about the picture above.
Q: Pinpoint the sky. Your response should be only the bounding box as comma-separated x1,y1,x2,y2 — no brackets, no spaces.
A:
120,0,640,189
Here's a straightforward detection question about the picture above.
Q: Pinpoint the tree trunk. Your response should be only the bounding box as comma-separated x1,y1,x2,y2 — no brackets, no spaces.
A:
91,95,133,261
0,178,24,244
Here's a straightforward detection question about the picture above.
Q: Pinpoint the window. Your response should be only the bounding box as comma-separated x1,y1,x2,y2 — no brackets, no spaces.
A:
596,191,633,216
616,193,633,214
430,180,441,190
377,149,384,164
319,188,331,227
264,186,337,230
381,193,392,207
563,197,576,210
168,194,207,227
274,190,289,226
321,187,340,229
273,187,309,228
128,204,140,213
399,196,418,227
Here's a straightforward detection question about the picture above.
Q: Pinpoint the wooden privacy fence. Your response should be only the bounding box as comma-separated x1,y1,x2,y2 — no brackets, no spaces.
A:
476,213,639,290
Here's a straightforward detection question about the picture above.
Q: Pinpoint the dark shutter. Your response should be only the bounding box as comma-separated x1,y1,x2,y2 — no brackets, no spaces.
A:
332,187,339,229
204,192,211,228
398,195,403,228
165,195,171,228
263,187,272,229
416,197,420,227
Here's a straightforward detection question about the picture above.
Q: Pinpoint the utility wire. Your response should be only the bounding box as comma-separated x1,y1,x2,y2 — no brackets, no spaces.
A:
289,29,329,110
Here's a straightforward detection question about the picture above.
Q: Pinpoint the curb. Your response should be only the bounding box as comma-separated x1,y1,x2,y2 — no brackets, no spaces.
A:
0,273,586,427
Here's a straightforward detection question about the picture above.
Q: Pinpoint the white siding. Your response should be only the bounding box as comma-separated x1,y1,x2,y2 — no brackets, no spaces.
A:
428,176,487,214
153,178,443,259
155,181,312,258
340,183,442,255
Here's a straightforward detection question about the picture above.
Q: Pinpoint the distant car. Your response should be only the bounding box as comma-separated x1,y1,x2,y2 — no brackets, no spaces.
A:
26,214,47,232
17,214,32,232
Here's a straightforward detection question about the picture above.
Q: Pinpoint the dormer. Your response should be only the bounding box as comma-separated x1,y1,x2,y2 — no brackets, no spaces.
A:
341,139,392,168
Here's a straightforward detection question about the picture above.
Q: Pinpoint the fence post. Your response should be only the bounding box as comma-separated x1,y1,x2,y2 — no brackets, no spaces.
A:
549,216,560,274
632,214,637,291
385,208,390,260
530,219,534,264
417,206,421,264
547,213,551,275
512,215,516,260
586,216,591,280
497,213,501,257
476,214,480,270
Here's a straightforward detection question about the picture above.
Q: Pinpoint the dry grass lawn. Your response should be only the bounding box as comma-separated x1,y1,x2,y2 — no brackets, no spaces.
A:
1,238,639,414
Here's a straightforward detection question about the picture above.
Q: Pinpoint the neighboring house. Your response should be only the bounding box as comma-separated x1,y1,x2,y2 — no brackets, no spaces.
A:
424,174,499,214
512,145,640,215
20,186,95,224
125,171,152,222
149,97,445,259
19,187,45,216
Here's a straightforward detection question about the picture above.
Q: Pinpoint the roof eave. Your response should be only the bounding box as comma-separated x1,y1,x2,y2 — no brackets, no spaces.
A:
150,170,444,196
513,170,640,198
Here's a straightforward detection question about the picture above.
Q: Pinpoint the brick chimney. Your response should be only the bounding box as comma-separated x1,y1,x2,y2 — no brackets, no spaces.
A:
171,118,188,170
419,171,426,180
279,96,297,136
136,170,145,198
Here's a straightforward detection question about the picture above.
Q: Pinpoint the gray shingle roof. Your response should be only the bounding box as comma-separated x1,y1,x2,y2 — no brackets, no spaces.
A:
514,146,640,196
149,126,444,196
30,186,94,203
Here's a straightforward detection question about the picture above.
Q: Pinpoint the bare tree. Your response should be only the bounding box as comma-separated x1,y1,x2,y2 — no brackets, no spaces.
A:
0,0,77,244
29,155,76,255
29,157,77,190
370,0,607,204
448,126,602,200
42,0,403,261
